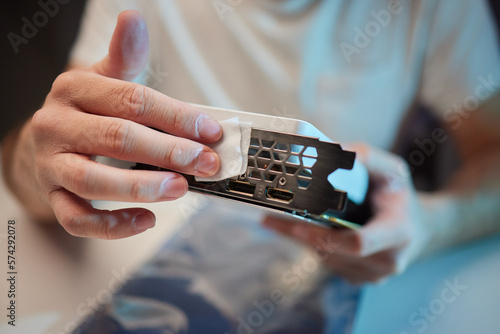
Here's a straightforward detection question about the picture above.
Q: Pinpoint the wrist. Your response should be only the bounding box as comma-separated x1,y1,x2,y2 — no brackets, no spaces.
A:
2,120,55,222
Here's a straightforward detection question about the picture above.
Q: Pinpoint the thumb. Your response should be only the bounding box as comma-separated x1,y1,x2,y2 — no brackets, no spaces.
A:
91,10,149,81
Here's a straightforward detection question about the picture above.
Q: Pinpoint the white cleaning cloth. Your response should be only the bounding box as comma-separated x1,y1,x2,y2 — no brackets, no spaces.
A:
196,117,252,182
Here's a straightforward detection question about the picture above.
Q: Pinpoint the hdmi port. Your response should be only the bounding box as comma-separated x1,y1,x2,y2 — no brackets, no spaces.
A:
226,180,256,196
266,187,294,203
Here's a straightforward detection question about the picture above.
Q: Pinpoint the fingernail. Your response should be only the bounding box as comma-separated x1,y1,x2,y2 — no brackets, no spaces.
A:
133,212,156,233
197,116,222,141
160,175,188,199
195,151,220,175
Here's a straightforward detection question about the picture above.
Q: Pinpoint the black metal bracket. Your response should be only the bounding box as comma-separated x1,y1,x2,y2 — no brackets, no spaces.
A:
134,129,360,228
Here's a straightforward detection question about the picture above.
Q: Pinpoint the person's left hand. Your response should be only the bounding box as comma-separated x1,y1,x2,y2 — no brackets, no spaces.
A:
262,144,430,284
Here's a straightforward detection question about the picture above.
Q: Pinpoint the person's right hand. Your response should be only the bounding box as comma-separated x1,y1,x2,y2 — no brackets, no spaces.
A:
28,10,222,239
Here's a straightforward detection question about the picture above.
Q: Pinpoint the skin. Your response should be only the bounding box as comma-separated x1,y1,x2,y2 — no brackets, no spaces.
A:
2,11,222,239
2,11,500,283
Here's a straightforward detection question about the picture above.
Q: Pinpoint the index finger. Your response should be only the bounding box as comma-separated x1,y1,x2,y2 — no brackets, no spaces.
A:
52,71,222,143
262,215,362,256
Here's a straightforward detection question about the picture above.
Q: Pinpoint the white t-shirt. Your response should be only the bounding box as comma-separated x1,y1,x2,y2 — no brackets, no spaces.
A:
70,0,500,149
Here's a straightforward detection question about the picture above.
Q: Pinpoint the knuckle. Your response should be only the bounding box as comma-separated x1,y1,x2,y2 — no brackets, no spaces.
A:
34,159,53,190
31,109,52,138
129,178,145,201
59,211,114,240
116,84,147,119
165,143,178,168
60,215,83,237
171,102,185,129
165,141,188,169
69,165,91,196
102,120,133,155
166,99,191,132
98,216,113,240
50,71,80,99
51,72,72,90
164,141,200,171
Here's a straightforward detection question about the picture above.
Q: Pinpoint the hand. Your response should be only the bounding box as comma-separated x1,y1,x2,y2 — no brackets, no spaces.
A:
263,144,430,284
24,11,222,239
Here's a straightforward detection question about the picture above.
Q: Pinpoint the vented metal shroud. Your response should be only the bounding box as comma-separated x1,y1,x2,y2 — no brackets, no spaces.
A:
135,129,356,221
